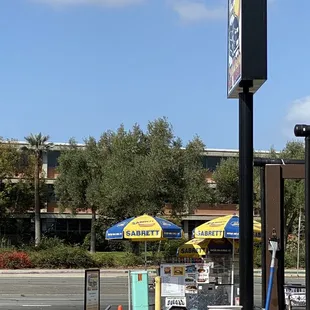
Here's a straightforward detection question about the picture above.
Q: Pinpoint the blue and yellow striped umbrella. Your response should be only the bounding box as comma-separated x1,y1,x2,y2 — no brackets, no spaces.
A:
177,238,210,258
105,214,183,241
193,214,261,241
106,214,183,268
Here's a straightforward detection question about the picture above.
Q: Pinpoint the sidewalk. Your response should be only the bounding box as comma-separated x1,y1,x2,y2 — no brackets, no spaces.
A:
0,268,305,277
0,268,159,277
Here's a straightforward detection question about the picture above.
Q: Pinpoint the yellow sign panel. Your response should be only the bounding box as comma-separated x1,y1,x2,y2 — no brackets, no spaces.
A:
177,239,210,258
123,214,163,240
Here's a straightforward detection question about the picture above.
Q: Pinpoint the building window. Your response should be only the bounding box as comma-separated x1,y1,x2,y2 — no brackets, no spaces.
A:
68,219,79,232
188,221,196,237
202,156,227,171
42,218,56,234
48,151,61,168
80,220,91,232
47,184,57,202
55,219,67,232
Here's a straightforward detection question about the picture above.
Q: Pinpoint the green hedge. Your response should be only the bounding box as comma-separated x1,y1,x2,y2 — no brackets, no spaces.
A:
29,246,97,269
92,252,144,268
0,236,304,269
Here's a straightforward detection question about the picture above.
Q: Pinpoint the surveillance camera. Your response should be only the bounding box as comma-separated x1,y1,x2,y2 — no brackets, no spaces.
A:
294,124,310,137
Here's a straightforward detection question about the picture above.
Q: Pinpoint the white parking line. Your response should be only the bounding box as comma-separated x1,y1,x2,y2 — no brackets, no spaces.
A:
22,305,51,307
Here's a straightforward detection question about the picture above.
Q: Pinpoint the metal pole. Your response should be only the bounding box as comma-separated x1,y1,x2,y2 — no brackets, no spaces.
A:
231,239,235,306
145,241,147,270
155,276,161,310
305,136,310,310
128,270,132,310
260,166,266,307
297,205,302,275
239,83,254,310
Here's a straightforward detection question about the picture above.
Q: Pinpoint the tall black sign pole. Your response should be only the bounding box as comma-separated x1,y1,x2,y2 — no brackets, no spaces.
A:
294,124,310,310
227,0,267,309
239,81,254,310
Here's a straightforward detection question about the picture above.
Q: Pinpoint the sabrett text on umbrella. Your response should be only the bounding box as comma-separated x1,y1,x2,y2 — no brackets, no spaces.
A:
125,230,160,237
195,230,222,237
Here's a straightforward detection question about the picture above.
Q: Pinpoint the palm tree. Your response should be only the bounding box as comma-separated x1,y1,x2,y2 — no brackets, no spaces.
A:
24,133,52,246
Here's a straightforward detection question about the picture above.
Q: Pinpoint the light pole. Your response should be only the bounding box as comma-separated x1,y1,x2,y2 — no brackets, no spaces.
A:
294,124,310,310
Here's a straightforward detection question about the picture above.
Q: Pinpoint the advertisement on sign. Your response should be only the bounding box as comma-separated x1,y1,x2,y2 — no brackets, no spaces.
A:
161,275,185,297
227,0,242,97
165,297,186,309
160,264,185,297
84,269,100,310
196,264,210,284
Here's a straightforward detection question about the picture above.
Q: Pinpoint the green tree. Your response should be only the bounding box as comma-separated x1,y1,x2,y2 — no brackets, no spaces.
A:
0,139,36,217
278,141,305,245
54,138,103,253
212,155,261,209
97,118,212,222
212,141,305,245
24,133,52,246
213,157,239,204
0,182,34,216
0,138,22,179
0,138,48,244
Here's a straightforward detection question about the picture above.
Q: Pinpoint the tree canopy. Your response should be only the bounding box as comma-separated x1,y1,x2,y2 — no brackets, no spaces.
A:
0,138,38,219
278,141,305,243
212,140,305,244
212,157,239,205
0,123,307,252
95,119,211,221
54,118,213,251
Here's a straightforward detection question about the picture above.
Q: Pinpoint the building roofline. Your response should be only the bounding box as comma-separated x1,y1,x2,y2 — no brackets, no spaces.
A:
0,140,280,153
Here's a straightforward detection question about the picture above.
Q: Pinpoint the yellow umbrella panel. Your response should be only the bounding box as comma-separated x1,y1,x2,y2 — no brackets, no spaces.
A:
106,214,183,268
177,239,210,258
193,214,261,241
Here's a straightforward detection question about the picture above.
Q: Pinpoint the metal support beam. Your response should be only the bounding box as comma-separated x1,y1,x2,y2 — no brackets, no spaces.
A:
260,166,266,307
254,158,304,167
282,164,305,179
305,136,310,310
239,85,254,310
265,165,285,310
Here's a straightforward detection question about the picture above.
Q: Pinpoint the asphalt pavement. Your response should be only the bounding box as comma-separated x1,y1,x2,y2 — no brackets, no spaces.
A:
0,274,139,310
0,273,305,310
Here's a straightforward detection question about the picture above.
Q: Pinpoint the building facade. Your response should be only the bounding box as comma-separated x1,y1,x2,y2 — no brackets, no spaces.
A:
1,142,270,243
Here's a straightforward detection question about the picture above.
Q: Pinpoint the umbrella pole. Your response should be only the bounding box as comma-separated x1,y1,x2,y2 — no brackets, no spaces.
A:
230,239,234,306
144,241,147,270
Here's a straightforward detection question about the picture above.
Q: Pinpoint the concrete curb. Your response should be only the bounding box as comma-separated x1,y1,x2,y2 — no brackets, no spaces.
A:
0,268,303,277
0,268,158,275
254,269,305,278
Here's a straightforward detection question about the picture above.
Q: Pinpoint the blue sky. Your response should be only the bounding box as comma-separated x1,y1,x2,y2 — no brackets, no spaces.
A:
0,0,309,151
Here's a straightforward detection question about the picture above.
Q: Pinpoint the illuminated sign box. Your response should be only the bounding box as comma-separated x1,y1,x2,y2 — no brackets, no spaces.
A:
227,0,267,99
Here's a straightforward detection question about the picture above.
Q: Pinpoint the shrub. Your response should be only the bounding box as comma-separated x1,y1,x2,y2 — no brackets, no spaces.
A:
285,237,305,268
37,236,65,250
92,253,116,268
253,243,262,268
0,251,32,269
23,236,66,252
92,252,143,268
253,238,306,269
119,252,143,267
162,239,186,260
29,245,97,269
38,236,66,251
150,252,164,265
